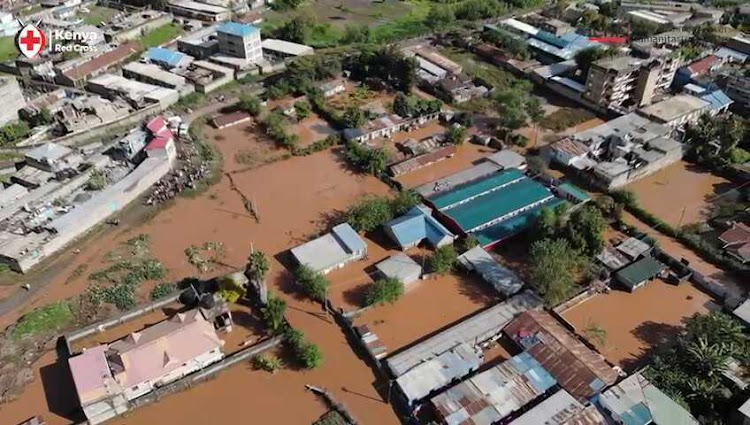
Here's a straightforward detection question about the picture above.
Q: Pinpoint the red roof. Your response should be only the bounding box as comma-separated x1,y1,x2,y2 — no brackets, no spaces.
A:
687,55,720,76
62,42,140,82
145,137,171,150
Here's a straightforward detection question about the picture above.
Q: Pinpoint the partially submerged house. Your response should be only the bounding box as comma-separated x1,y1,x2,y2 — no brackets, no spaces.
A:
614,256,668,292
383,204,455,250
290,223,367,274
375,253,422,286
458,246,524,297
718,222,750,264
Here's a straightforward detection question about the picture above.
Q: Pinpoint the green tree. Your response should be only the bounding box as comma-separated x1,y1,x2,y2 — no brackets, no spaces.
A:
426,6,455,29
271,0,303,10
342,24,370,44
390,190,420,216
294,265,330,302
343,106,366,128
278,13,314,43
261,293,287,335
446,125,468,145
217,273,247,303
345,196,394,232
574,46,617,76
565,205,606,257
246,250,270,285
364,277,405,306
529,238,581,306
345,141,388,177
294,99,312,119
253,354,284,373
298,341,324,368
238,94,262,117
428,245,458,275
525,97,545,146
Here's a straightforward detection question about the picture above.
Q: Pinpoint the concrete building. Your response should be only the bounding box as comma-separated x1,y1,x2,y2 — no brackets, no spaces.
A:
122,62,194,96
584,55,680,112
175,60,234,93
177,25,220,59
637,94,710,128
290,223,367,274
374,253,422,286
261,39,314,59
103,10,171,43
0,76,26,126
86,74,180,109
599,372,699,425
718,222,750,264
216,21,262,62
69,309,224,424
24,143,83,173
167,0,231,21
430,352,557,424
0,11,20,37
723,70,750,106
614,256,668,291
505,311,619,401
145,47,192,69
56,42,141,87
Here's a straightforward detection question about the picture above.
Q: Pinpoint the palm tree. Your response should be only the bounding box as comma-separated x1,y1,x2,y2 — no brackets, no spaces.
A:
261,295,287,335
686,336,730,378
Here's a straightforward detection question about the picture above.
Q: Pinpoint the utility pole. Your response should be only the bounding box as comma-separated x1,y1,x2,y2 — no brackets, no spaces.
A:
677,206,687,230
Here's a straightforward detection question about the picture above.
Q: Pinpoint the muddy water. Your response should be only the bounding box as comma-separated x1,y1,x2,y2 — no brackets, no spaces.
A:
395,143,496,189
563,280,718,370
625,160,733,227
0,146,403,425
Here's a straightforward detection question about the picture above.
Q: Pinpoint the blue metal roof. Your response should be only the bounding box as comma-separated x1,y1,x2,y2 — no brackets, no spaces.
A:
217,21,259,37
332,223,367,254
146,47,186,67
385,205,454,248
509,352,557,393
700,89,733,111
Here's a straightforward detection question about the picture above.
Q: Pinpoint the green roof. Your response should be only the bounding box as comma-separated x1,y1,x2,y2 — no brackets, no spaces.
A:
446,178,554,231
559,182,591,202
430,169,525,210
473,198,566,246
615,256,667,290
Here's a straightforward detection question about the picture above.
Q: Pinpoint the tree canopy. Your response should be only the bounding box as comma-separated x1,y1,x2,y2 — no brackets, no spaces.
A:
364,277,405,306
529,238,583,306
347,46,418,91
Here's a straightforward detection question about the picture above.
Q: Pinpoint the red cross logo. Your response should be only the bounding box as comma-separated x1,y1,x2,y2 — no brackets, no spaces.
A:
16,24,47,59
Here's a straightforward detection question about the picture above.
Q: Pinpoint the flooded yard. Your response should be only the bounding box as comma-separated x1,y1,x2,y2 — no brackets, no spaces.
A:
625,161,735,227
394,143,496,189
563,280,719,370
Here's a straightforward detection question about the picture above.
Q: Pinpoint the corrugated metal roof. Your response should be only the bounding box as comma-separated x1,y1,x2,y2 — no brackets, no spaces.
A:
510,390,605,425
430,168,525,210
332,223,367,254
614,256,667,290
384,204,454,248
386,291,542,378
458,246,524,296
431,352,556,424
416,161,502,198
472,198,565,247
146,47,187,67
505,311,619,402
217,21,258,37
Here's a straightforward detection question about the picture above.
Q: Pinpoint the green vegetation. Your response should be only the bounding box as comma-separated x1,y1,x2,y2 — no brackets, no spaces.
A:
528,238,584,306
446,124,468,145
428,245,458,275
150,282,177,300
261,294,287,335
294,264,330,302
345,191,420,232
175,92,205,111
0,36,17,63
364,277,405,306
539,108,595,132
0,121,31,146
294,99,312,119
393,93,442,118
574,46,618,76
684,114,749,169
342,106,366,128
246,250,271,287
261,110,299,149
646,311,749,421
140,23,183,49
87,259,167,310
217,272,246,303
271,0,303,11
83,5,119,25
252,354,285,373
583,320,608,346
238,94,262,117
86,169,109,191
345,140,389,178
347,46,418,92
13,301,74,340
285,327,323,369
184,241,226,273
483,27,530,60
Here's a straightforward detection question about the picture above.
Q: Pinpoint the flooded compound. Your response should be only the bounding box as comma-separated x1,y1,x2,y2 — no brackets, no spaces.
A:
562,279,719,370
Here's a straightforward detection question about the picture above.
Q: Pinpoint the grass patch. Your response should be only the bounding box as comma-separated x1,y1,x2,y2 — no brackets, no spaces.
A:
82,5,119,25
13,301,74,340
540,108,596,132
140,23,183,49
0,36,18,63
370,0,432,42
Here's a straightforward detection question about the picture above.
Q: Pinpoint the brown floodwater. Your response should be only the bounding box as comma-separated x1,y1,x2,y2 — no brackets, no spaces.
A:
625,160,734,227
563,279,718,370
0,143,405,424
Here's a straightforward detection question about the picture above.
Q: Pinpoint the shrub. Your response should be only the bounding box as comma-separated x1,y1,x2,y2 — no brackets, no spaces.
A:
428,245,458,275
150,282,176,300
86,169,109,191
261,294,288,335
364,277,405,306
217,273,246,303
253,354,284,373
295,265,330,301
297,341,324,369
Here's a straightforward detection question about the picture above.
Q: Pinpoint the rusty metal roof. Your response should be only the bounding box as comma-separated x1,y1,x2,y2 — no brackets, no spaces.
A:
504,311,619,401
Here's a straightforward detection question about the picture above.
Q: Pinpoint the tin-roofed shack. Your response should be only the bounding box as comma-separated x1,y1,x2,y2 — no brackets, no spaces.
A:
504,310,619,401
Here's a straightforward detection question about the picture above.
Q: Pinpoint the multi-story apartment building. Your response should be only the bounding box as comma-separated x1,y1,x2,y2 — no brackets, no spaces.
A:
583,54,680,112
216,21,262,62
723,70,750,106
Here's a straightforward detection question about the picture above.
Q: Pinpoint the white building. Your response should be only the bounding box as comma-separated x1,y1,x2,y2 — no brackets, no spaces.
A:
290,223,367,274
216,21,262,62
